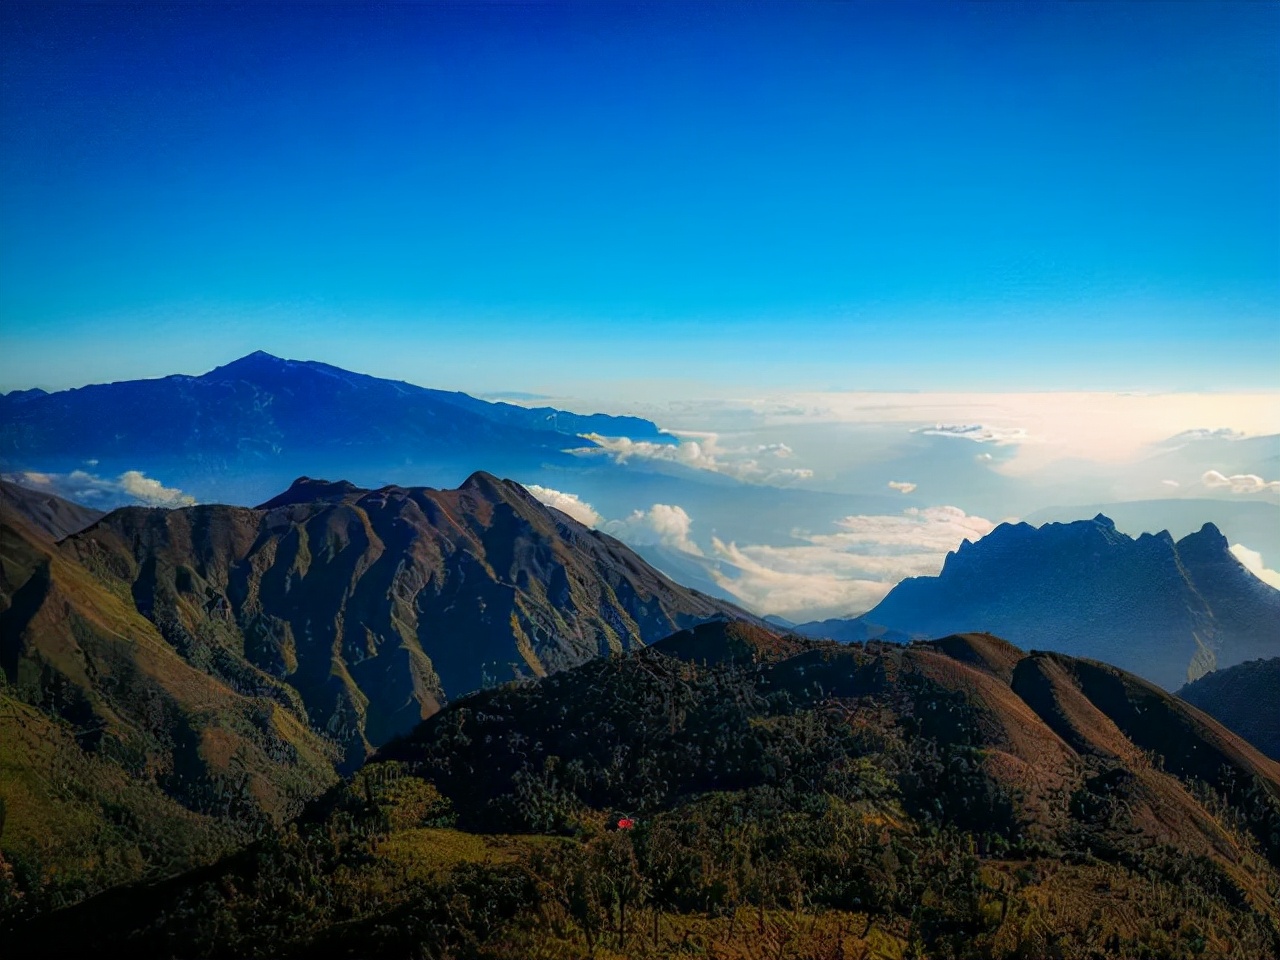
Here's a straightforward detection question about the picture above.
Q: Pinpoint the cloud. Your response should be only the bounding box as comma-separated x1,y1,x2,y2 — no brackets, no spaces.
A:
117,471,196,507
911,424,1030,444
887,481,917,494
708,505,996,620
523,483,702,555
1230,544,1280,590
1161,479,1180,488
1201,470,1280,495
1168,428,1246,443
525,484,603,526
574,433,813,485
605,504,703,556
3,469,196,507
754,442,794,458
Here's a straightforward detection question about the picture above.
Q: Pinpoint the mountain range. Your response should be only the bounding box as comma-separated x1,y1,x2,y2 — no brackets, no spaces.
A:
0,473,753,917
0,351,671,506
3,471,751,772
796,514,1280,690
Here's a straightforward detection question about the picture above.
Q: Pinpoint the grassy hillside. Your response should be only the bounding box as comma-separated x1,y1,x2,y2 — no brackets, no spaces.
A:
12,624,1280,959
0,693,241,921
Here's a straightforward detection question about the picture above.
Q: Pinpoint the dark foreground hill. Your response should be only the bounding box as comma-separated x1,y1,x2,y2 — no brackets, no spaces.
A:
14,623,1280,959
803,515,1280,690
1180,658,1280,762
0,476,749,918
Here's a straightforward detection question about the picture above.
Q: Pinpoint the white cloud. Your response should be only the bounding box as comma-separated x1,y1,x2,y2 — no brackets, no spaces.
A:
4,469,196,507
1168,428,1246,443
605,504,703,556
574,432,813,485
912,424,1030,444
708,505,996,620
1230,544,1280,590
887,481,917,494
1201,470,1280,495
525,484,603,527
1161,479,1180,488
117,471,197,507
523,483,703,556
754,442,794,458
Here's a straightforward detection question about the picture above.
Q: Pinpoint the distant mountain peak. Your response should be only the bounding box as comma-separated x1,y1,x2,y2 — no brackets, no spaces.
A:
862,510,1280,689
256,476,364,509
207,350,290,376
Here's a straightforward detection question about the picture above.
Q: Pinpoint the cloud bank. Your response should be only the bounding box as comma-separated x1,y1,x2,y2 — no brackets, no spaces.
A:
1202,470,1280,495
605,504,703,556
1230,544,1280,590
912,424,1030,444
525,484,603,526
573,433,814,485
524,483,703,556
9,469,196,507
708,505,996,620
518,480,991,619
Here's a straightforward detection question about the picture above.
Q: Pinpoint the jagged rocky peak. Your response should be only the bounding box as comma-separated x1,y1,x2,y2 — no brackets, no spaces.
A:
860,510,1280,690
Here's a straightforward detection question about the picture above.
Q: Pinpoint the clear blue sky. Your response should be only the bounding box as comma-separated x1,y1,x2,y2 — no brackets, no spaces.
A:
1,1,1276,394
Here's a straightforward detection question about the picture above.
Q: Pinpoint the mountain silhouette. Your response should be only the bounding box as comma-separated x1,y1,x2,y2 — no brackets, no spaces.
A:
799,515,1280,689
0,352,672,505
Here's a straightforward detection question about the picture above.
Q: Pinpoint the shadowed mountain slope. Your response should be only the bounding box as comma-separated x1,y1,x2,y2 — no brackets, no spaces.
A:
15,473,754,773
0,479,103,541
16,624,1280,958
814,515,1280,690
1180,658,1280,762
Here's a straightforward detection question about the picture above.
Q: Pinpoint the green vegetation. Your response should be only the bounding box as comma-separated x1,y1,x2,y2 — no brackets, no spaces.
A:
0,693,242,921
10,625,1280,958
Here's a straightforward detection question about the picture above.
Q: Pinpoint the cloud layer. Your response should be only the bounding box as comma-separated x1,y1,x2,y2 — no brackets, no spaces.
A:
519,480,990,620
1230,544,1280,589
1202,470,1280,495
9,469,196,507
525,484,603,526
573,433,814,484
708,505,996,620
912,424,1030,444
525,484,703,555
605,504,703,555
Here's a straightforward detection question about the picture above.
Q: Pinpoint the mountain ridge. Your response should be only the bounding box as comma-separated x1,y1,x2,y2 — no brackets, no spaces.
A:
17,623,1280,959
0,352,672,506
796,514,1280,689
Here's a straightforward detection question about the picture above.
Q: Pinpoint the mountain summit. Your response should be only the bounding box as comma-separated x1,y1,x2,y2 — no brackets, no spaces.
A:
0,352,672,505
5,472,754,777
804,515,1279,689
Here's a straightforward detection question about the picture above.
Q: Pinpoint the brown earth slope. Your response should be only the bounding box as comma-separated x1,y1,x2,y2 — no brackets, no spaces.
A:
15,624,1280,958
11,472,753,774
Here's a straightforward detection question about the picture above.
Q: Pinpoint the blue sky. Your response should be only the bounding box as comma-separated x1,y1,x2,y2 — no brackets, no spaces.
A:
1,1,1277,394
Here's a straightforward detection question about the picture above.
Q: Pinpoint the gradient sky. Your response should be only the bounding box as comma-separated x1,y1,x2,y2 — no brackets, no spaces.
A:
1,1,1277,394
